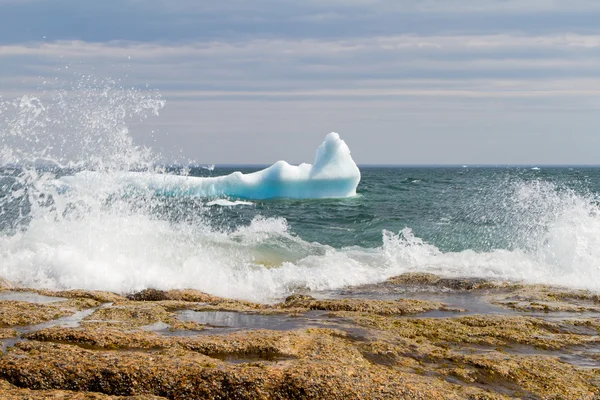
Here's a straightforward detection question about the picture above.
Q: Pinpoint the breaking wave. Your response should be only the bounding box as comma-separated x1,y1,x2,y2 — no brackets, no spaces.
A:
1,77,599,302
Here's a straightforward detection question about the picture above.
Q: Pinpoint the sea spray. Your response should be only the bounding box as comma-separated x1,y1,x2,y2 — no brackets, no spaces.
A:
0,76,164,170
1,77,600,302
0,76,165,233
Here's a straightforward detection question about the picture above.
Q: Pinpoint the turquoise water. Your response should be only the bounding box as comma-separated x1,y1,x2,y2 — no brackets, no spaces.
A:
2,164,600,302
191,165,600,251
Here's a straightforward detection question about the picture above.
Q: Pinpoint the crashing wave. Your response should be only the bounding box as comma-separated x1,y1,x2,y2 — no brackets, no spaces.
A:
60,132,361,200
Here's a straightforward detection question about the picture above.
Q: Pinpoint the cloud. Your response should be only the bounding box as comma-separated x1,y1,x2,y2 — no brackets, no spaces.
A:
1,0,600,45
1,33,599,98
3,33,600,58
1,1,600,163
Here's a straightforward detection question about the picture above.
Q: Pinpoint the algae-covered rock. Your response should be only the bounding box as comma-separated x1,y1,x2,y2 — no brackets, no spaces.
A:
83,302,173,327
449,352,599,399
2,280,600,399
26,326,169,350
0,378,167,399
490,284,600,313
0,328,17,339
127,288,171,302
126,288,222,303
386,273,517,291
386,272,442,286
0,336,507,399
31,288,126,303
344,313,600,350
281,296,449,316
0,300,75,327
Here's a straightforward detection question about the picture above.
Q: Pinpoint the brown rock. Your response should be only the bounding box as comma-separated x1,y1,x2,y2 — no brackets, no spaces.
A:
0,300,75,327
2,281,600,399
386,272,441,285
0,378,167,399
386,273,516,291
281,296,448,316
126,288,170,302
0,328,18,339
32,289,126,303
83,302,173,327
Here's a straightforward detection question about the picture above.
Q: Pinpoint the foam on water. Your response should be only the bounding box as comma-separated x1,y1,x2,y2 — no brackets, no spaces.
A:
377,181,600,291
1,182,599,302
1,77,600,302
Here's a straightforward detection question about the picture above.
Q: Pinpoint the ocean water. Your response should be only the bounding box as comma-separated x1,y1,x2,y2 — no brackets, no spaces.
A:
1,80,600,302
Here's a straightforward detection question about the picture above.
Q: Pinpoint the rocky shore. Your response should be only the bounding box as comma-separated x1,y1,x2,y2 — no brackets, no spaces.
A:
0,274,599,399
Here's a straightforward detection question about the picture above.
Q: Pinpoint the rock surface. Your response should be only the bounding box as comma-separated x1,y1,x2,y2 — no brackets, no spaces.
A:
0,275,598,399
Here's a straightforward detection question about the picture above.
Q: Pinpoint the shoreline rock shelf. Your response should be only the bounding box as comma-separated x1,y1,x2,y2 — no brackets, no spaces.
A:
0,274,599,399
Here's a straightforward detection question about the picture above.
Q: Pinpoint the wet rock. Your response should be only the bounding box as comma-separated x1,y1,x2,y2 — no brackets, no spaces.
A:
280,297,448,316
490,285,600,313
32,289,126,303
0,300,76,327
193,298,269,313
126,288,223,303
164,289,222,303
0,328,17,339
447,352,599,399
283,294,316,307
127,288,170,302
353,317,600,398
2,281,600,399
386,272,442,286
344,313,600,350
386,273,516,291
168,319,207,332
0,335,504,399
554,290,600,304
26,326,169,350
436,278,502,291
0,379,166,399
83,302,174,327
565,319,600,334
59,297,103,310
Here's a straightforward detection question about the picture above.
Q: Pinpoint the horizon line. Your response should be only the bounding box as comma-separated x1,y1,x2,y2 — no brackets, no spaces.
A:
4,162,600,169
178,163,600,168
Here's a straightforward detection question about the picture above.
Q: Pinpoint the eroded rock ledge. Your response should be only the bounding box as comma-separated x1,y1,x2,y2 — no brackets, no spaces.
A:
0,274,598,399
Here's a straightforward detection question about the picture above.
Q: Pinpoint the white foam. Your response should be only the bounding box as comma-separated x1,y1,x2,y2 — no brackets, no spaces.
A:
59,132,361,200
3,183,600,304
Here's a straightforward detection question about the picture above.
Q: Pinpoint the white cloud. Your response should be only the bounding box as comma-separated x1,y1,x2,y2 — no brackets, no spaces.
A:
1,34,599,99
1,33,600,58
1,31,600,163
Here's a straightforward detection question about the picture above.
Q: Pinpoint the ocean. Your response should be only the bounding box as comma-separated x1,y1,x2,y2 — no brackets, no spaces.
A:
1,82,600,303
2,163,600,302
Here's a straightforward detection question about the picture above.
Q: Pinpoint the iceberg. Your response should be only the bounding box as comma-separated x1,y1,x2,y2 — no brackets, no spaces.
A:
60,132,361,200
206,199,254,207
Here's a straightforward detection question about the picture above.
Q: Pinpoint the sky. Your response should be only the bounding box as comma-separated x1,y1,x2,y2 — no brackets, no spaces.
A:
1,0,600,165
